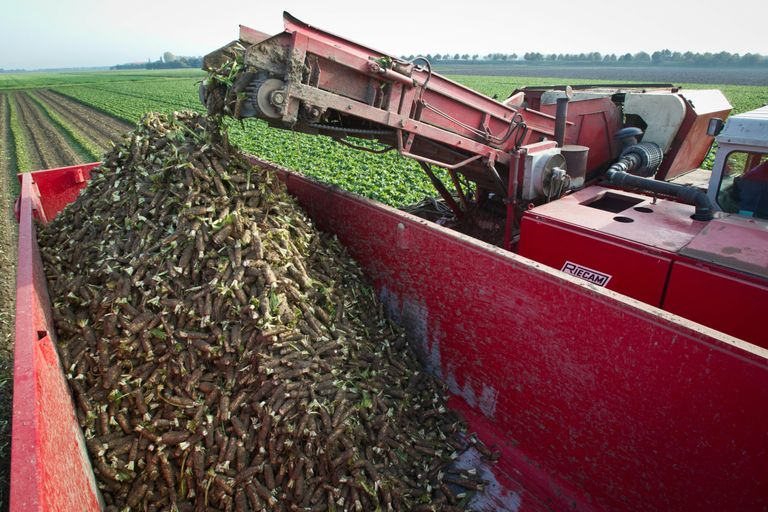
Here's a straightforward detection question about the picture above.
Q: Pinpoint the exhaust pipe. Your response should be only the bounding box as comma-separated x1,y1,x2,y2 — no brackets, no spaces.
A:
554,97,569,147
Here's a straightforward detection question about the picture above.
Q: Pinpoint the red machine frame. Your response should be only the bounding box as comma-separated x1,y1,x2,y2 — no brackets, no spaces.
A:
518,186,768,346
206,13,649,240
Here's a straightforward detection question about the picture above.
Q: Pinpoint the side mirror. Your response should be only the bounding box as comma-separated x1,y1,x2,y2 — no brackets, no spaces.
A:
707,118,725,136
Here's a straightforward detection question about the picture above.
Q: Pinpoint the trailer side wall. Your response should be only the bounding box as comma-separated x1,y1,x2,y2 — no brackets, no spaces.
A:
11,163,768,512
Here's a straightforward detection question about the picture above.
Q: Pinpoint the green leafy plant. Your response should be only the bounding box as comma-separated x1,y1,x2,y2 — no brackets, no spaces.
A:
7,94,30,173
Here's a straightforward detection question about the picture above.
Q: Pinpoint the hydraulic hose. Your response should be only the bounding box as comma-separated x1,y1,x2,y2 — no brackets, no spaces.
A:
605,170,715,221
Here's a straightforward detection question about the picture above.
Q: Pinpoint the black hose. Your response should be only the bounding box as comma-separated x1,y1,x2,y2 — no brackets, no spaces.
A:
610,142,664,178
605,170,714,221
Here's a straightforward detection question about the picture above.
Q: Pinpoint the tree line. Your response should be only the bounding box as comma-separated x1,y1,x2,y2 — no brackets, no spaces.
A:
401,50,768,67
112,52,203,70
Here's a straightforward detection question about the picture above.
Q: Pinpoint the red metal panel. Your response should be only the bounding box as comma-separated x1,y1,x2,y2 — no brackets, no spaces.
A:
518,215,673,306
517,186,767,345
282,12,556,152
11,172,101,512
270,162,768,512
314,56,374,103
524,187,706,253
14,162,768,512
577,111,616,170
680,215,768,280
663,261,768,347
417,90,520,145
657,91,732,180
17,162,99,221
238,24,271,45
540,97,622,171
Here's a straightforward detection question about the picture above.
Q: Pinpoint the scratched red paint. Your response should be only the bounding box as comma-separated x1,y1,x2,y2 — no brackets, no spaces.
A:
273,162,768,512
11,162,768,512
11,172,101,512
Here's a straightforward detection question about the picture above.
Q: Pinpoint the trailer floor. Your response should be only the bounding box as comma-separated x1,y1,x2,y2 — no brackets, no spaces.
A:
0,93,17,511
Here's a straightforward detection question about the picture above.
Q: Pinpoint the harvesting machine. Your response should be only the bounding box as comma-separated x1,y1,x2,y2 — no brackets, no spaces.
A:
201,12,768,347
9,11,768,512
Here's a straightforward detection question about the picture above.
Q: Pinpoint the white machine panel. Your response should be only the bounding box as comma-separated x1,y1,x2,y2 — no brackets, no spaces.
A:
624,93,687,152
521,148,563,200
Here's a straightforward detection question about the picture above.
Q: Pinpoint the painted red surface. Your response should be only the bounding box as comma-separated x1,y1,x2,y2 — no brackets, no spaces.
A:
663,261,768,345
518,186,768,347
16,163,99,221
12,162,768,511
681,215,768,279
518,215,674,306
657,90,732,181
272,163,768,511
538,97,622,172
11,172,101,512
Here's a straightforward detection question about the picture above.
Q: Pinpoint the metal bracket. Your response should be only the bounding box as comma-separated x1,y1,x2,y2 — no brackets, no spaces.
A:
396,130,483,171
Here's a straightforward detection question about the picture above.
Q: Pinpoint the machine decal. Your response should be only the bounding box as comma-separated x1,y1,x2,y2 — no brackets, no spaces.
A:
561,261,613,287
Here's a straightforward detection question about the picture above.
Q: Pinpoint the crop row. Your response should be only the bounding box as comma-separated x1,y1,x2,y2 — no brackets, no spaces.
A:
1,93,21,198
26,92,100,162
6,95,30,174
52,80,203,123
2,89,139,179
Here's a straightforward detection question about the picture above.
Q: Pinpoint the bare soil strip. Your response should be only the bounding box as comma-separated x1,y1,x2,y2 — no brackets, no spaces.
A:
14,92,84,170
0,92,17,512
36,90,132,155
44,89,133,133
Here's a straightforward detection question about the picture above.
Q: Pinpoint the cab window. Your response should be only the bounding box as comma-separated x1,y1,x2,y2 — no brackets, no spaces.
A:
717,151,768,219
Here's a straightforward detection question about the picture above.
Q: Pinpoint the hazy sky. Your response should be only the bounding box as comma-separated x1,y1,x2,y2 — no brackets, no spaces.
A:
2,0,767,69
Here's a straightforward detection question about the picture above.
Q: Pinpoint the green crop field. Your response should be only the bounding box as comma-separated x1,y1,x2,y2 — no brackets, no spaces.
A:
0,68,202,90
0,69,765,206
51,79,203,121
448,75,768,115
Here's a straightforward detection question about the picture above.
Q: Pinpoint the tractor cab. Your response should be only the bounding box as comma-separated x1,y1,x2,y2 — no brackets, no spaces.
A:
709,105,768,220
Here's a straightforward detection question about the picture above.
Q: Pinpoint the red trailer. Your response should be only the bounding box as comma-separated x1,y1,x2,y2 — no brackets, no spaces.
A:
11,161,768,511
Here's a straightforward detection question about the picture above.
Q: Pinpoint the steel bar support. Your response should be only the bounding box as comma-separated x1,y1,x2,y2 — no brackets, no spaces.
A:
419,162,463,219
503,151,522,250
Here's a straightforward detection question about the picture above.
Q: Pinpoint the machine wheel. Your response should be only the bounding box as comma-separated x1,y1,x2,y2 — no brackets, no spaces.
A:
539,154,568,198
249,78,286,120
